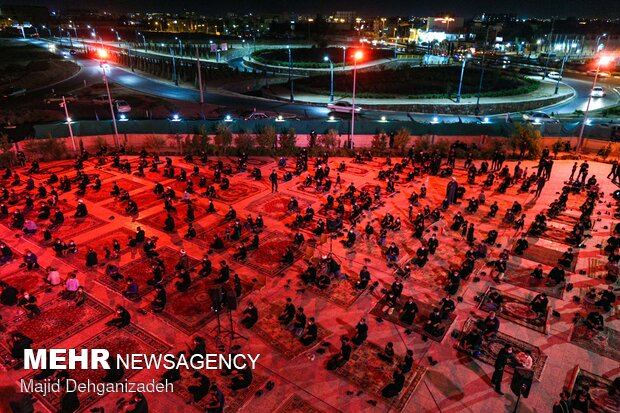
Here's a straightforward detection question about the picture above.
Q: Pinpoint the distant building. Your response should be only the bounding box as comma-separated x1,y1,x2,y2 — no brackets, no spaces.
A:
0,4,49,25
426,17,464,32
331,11,355,24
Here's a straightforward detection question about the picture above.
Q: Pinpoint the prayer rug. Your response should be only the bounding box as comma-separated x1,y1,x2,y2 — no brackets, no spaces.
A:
568,366,620,413
569,322,620,362
26,324,171,413
333,341,427,411
189,219,253,250
251,302,332,360
513,242,578,272
274,395,330,413
137,205,195,233
579,286,619,317
60,227,137,272
99,246,199,297
0,295,113,369
549,212,580,226
82,178,145,203
0,267,48,296
247,193,315,220
306,277,364,309
369,296,457,342
342,165,370,176
236,231,305,277
215,182,262,204
102,189,163,215
150,276,252,335
174,364,268,412
245,158,272,167
534,225,573,246
479,287,548,334
457,317,548,380
50,214,109,239
504,262,565,299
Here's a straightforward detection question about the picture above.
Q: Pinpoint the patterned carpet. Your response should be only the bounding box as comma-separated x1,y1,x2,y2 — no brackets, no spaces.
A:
82,178,145,203
102,190,163,215
588,258,613,280
138,200,211,232
247,193,315,219
0,295,112,368
569,366,620,413
514,243,578,272
342,165,370,177
26,324,170,412
369,296,457,342
306,277,364,309
216,182,262,204
479,287,548,334
504,262,565,299
569,322,620,362
534,225,572,246
333,341,426,411
51,214,110,239
150,276,253,335
237,231,305,277
457,317,548,380
98,246,199,297
251,302,332,360
60,227,137,272
274,395,330,413
0,267,48,296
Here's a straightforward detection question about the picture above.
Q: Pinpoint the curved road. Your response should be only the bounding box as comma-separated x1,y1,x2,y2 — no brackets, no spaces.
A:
8,38,620,124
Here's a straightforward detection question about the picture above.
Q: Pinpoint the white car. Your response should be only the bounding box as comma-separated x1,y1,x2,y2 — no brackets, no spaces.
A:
244,112,270,120
547,71,562,80
327,101,362,113
522,111,559,124
114,100,131,113
587,70,611,78
591,86,606,97
44,93,77,104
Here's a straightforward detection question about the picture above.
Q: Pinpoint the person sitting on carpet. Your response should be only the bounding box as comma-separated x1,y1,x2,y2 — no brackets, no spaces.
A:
352,318,368,345
461,328,483,356
288,307,306,337
106,305,131,328
163,213,175,232
62,272,80,300
281,246,295,265
300,317,318,346
378,342,395,363
595,286,616,313
240,301,258,328
123,278,139,300
18,291,41,318
85,248,98,268
381,366,406,398
530,293,549,315
479,312,500,338
101,355,125,383
151,285,166,313
548,265,566,284
399,297,418,325
7,331,33,364
74,200,88,218
584,310,604,331
482,290,503,312
326,336,352,370
278,298,295,324
514,235,529,255
530,264,544,279
229,365,253,390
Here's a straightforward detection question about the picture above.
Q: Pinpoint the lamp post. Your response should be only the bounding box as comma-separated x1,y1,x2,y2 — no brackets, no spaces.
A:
342,46,347,68
595,33,607,53
196,45,204,104
138,32,146,50
97,52,120,148
394,36,399,59
175,36,183,56
554,54,568,94
456,53,471,103
350,50,363,148
475,24,491,115
287,46,294,102
61,96,76,152
323,56,334,103
577,56,611,150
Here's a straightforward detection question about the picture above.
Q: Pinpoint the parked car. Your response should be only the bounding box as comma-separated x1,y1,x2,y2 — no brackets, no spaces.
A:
522,111,559,124
243,112,270,120
44,93,77,104
591,86,606,97
327,101,362,113
547,71,562,80
2,86,26,98
114,100,131,113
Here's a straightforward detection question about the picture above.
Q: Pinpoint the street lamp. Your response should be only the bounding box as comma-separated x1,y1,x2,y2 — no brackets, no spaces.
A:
350,50,363,148
577,55,612,150
323,56,334,103
595,33,607,53
456,53,471,103
287,46,294,102
138,32,146,50
554,54,568,94
175,36,183,56
170,47,178,86
98,56,120,148
342,46,347,68
394,36,399,59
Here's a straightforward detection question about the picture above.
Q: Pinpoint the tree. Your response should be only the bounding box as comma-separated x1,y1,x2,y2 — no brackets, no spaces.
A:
393,128,410,154
318,129,340,150
371,132,387,152
235,133,255,151
280,128,297,152
256,125,277,149
509,124,541,159
214,123,233,150
0,133,14,168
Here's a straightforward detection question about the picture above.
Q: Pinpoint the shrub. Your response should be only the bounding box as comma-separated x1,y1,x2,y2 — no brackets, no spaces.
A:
235,133,255,151
371,132,387,153
144,135,167,153
256,125,277,149
214,123,233,150
22,138,69,161
508,124,541,159
318,129,340,149
280,128,297,152
393,128,410,154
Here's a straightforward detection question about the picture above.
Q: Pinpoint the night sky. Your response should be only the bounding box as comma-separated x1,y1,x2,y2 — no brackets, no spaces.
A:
3,0,618,18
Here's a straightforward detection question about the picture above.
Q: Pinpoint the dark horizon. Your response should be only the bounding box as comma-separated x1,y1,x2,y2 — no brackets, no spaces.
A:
1,0,619,19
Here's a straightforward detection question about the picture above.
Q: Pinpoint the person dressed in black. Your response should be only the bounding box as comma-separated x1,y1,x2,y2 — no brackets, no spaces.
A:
300,317,318,346
241,301,258,328
377,342,395,363
187,371,211,405
327,336,352,370
461,328,483,356
491,345,515,395
59,382,80,413
278,298,295,325
269,169,278,193
228,366,253,390
351,318,368,345
8,332,33,363
381,366,406,398
151,284,166,313
514,235,529,255
423,307,443,338
106,305,131,328
399,297,418,325
530,293,549,315
102,355,125,383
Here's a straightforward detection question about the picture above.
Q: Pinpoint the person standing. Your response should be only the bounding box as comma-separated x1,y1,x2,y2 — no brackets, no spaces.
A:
491,345,514,395
269,169,278,193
